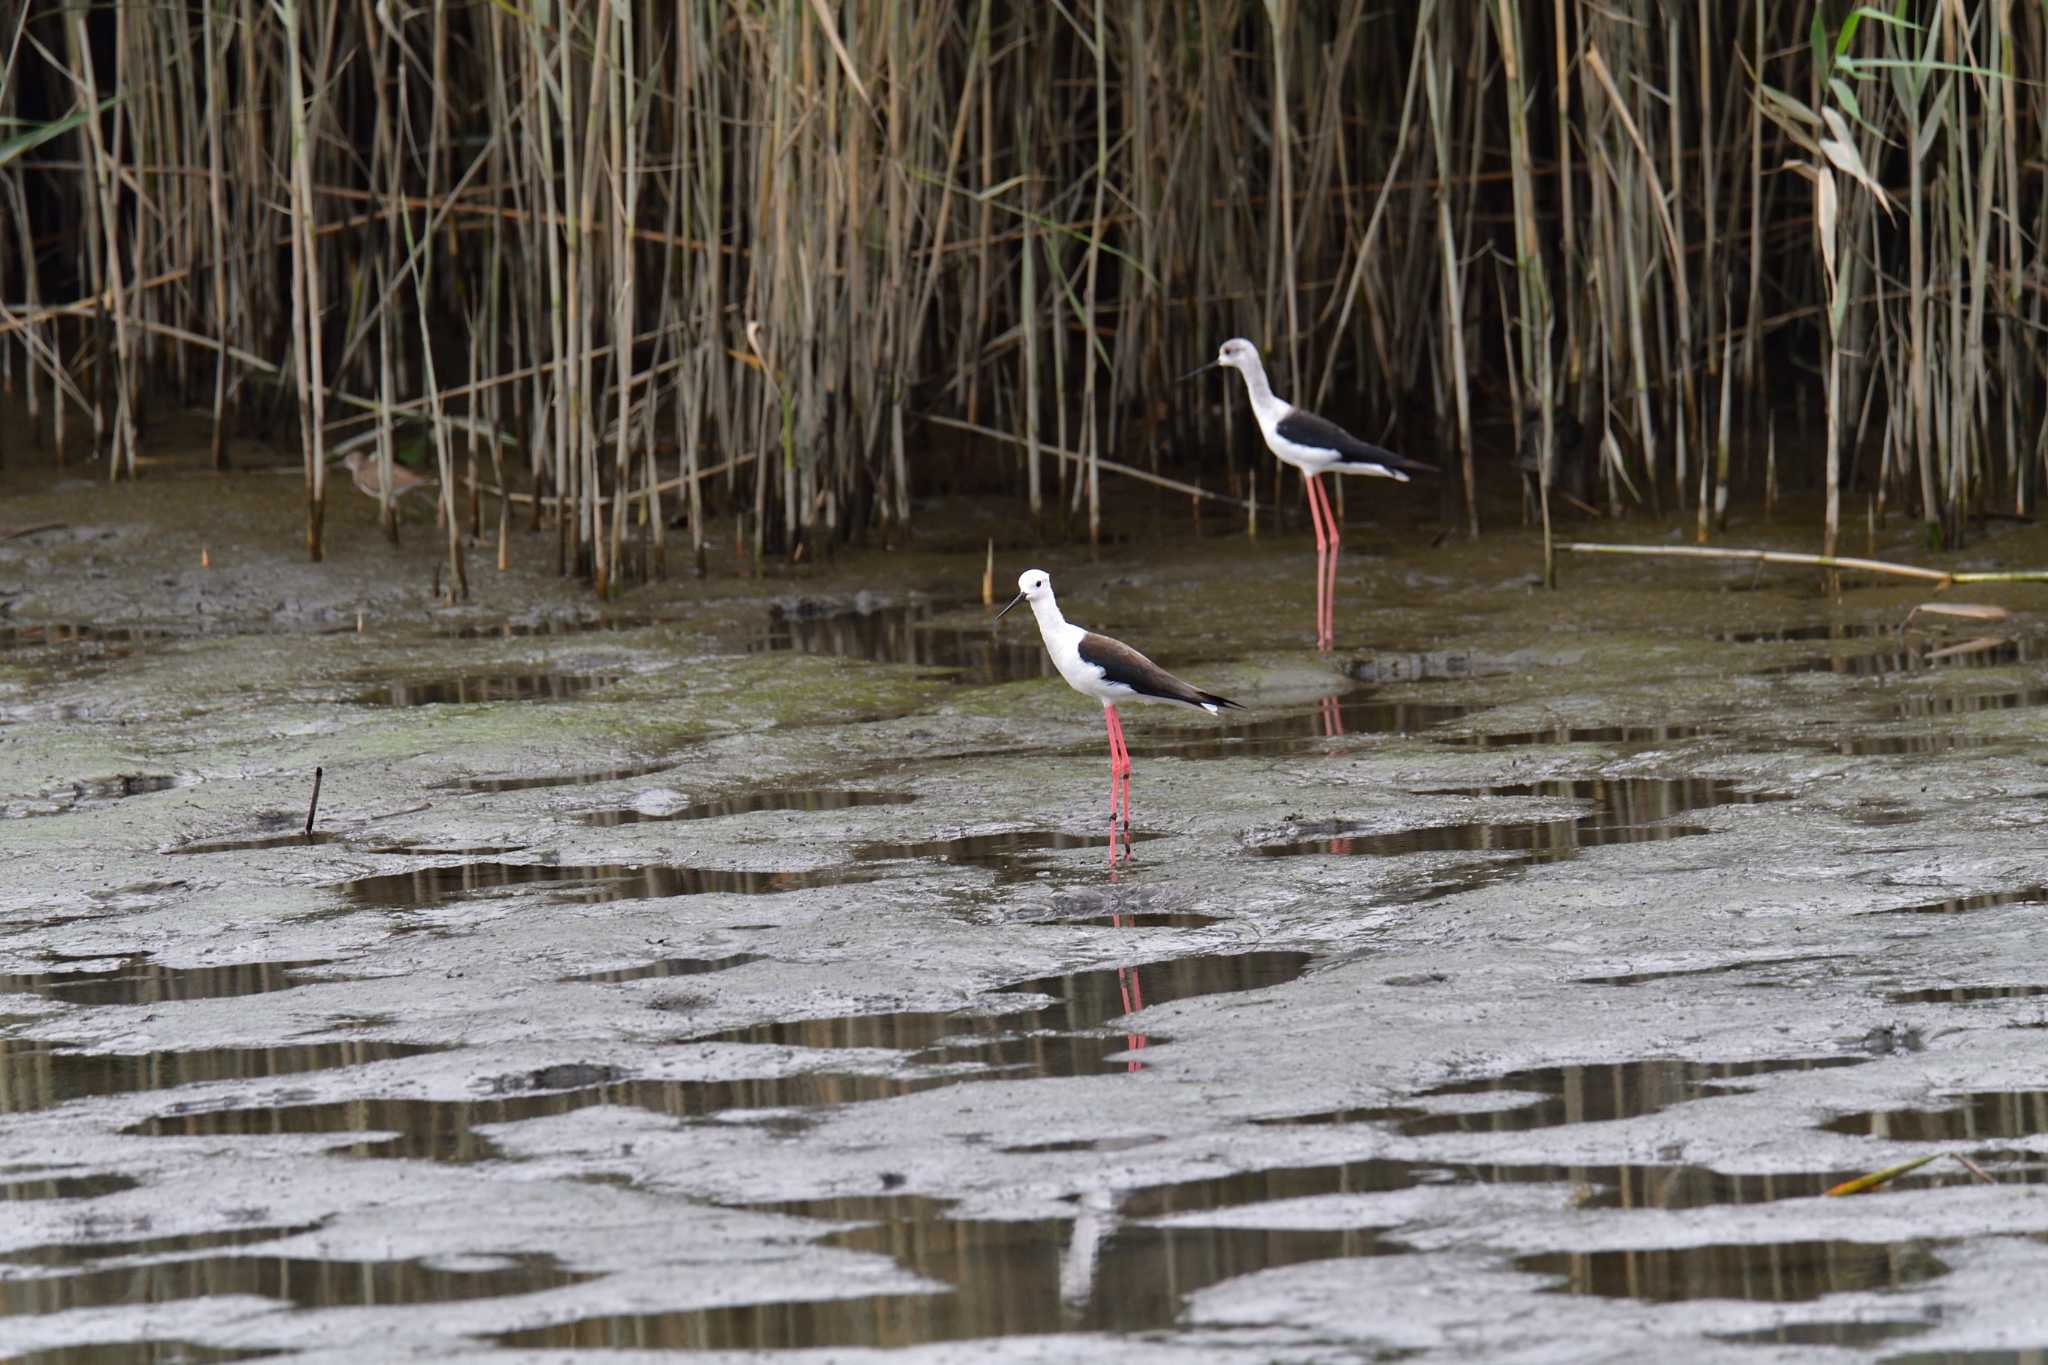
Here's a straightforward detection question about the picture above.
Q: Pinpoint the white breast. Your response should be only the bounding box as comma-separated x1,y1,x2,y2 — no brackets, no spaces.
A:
1042,620,1112,702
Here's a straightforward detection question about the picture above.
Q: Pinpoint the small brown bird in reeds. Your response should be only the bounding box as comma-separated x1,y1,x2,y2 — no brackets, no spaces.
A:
338,450,436,502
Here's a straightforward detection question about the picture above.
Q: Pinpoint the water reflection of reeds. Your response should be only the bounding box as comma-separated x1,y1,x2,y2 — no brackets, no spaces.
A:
0,1244,583,1316
1124,1156,2001,1220
1515,1239,1946,1303
1258,779,1783,876
341,860,870,909
0,956,329,1007
750,603,1053,687
1823,1090,2048,1143
127,1073,927,1162
494,1212,1394,1350
0,1038,438,1116
690,952,1312,1079
1261,1056,1864,1138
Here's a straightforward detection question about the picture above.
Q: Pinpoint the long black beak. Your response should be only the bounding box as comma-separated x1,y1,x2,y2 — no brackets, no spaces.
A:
994,592,1027,622
1178,360,1218,383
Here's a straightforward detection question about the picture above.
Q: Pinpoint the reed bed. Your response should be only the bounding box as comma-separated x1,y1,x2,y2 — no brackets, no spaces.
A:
0,2,2042,594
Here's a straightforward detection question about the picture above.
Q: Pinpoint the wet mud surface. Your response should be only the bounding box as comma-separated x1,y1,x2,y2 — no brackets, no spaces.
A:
3,463,2048,1360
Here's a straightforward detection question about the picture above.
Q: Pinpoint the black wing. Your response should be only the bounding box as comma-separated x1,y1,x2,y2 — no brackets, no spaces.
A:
1078,633,1242,710
1277,408,1435,477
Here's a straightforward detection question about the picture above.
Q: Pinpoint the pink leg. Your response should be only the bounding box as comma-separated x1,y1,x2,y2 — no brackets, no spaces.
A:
1111,708,1132,830
1303,471,1336,652
1301,471,1326,649
1324,479,1342,648
1309,474,1343,651
1102,707,1120,865
1114,703,1130,855
1103,705,1134,864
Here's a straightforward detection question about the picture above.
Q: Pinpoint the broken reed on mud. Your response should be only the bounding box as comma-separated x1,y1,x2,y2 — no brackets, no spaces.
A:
0,2,2044,596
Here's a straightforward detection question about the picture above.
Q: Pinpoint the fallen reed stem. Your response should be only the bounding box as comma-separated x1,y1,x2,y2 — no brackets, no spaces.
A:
473,451,759,510
925,415,1249,510
1560,541,2048,585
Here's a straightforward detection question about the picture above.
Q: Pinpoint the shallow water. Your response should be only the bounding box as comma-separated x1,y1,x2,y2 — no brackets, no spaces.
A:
1261,1055,1867,1135
1253,777,1788,906
3,1239,583,1316
337,859,873,909
1514,1238,1948,1303
692,951,1313,1074
580,787,916,826
493,1215,1396,1350
750,598,1054,685
1821,1091,2048,1142
354,671,625,706
458,757,680,793
560,952,765,984
0,1174,142,1204
0,956,331,1007
1,1038,440,1115
127,1073,930,1161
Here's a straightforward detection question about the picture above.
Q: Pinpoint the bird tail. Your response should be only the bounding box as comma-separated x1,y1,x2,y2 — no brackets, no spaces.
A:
1196,691,1245,714
1332,448,1436,482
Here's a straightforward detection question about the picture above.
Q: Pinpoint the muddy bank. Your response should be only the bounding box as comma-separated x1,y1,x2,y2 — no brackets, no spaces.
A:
3,456,2048,1361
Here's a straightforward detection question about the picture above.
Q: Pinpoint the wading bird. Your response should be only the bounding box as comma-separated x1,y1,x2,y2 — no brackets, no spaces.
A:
996,569,1242,865
338,450,436,503
1187,338,1433,652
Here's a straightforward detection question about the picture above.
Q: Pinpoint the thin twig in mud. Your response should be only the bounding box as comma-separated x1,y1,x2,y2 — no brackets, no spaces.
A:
304,766,323,837
1949,1153,1997,1186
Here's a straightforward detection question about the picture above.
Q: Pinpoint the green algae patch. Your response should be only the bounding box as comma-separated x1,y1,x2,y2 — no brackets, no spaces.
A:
0,728,177,811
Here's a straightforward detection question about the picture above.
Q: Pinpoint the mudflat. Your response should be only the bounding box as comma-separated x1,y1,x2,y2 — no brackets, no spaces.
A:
3,455,2046,1360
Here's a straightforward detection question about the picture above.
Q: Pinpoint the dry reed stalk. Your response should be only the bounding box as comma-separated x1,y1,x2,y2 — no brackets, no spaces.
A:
602,2,638,590
1420,6,1474,539
280,0,333,560
1492,0,1556,580
62,4,132,479
199,0,230,469
1079,0,1109,546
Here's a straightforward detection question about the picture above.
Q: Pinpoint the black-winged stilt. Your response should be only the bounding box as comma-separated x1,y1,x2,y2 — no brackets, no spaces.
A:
1186,338,1433,652
996,569,1242,864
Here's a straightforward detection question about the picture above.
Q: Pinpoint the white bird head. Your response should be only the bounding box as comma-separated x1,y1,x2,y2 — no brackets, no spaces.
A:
1214,338,1260,371
994,568,1053,622
1180,338,1263,383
